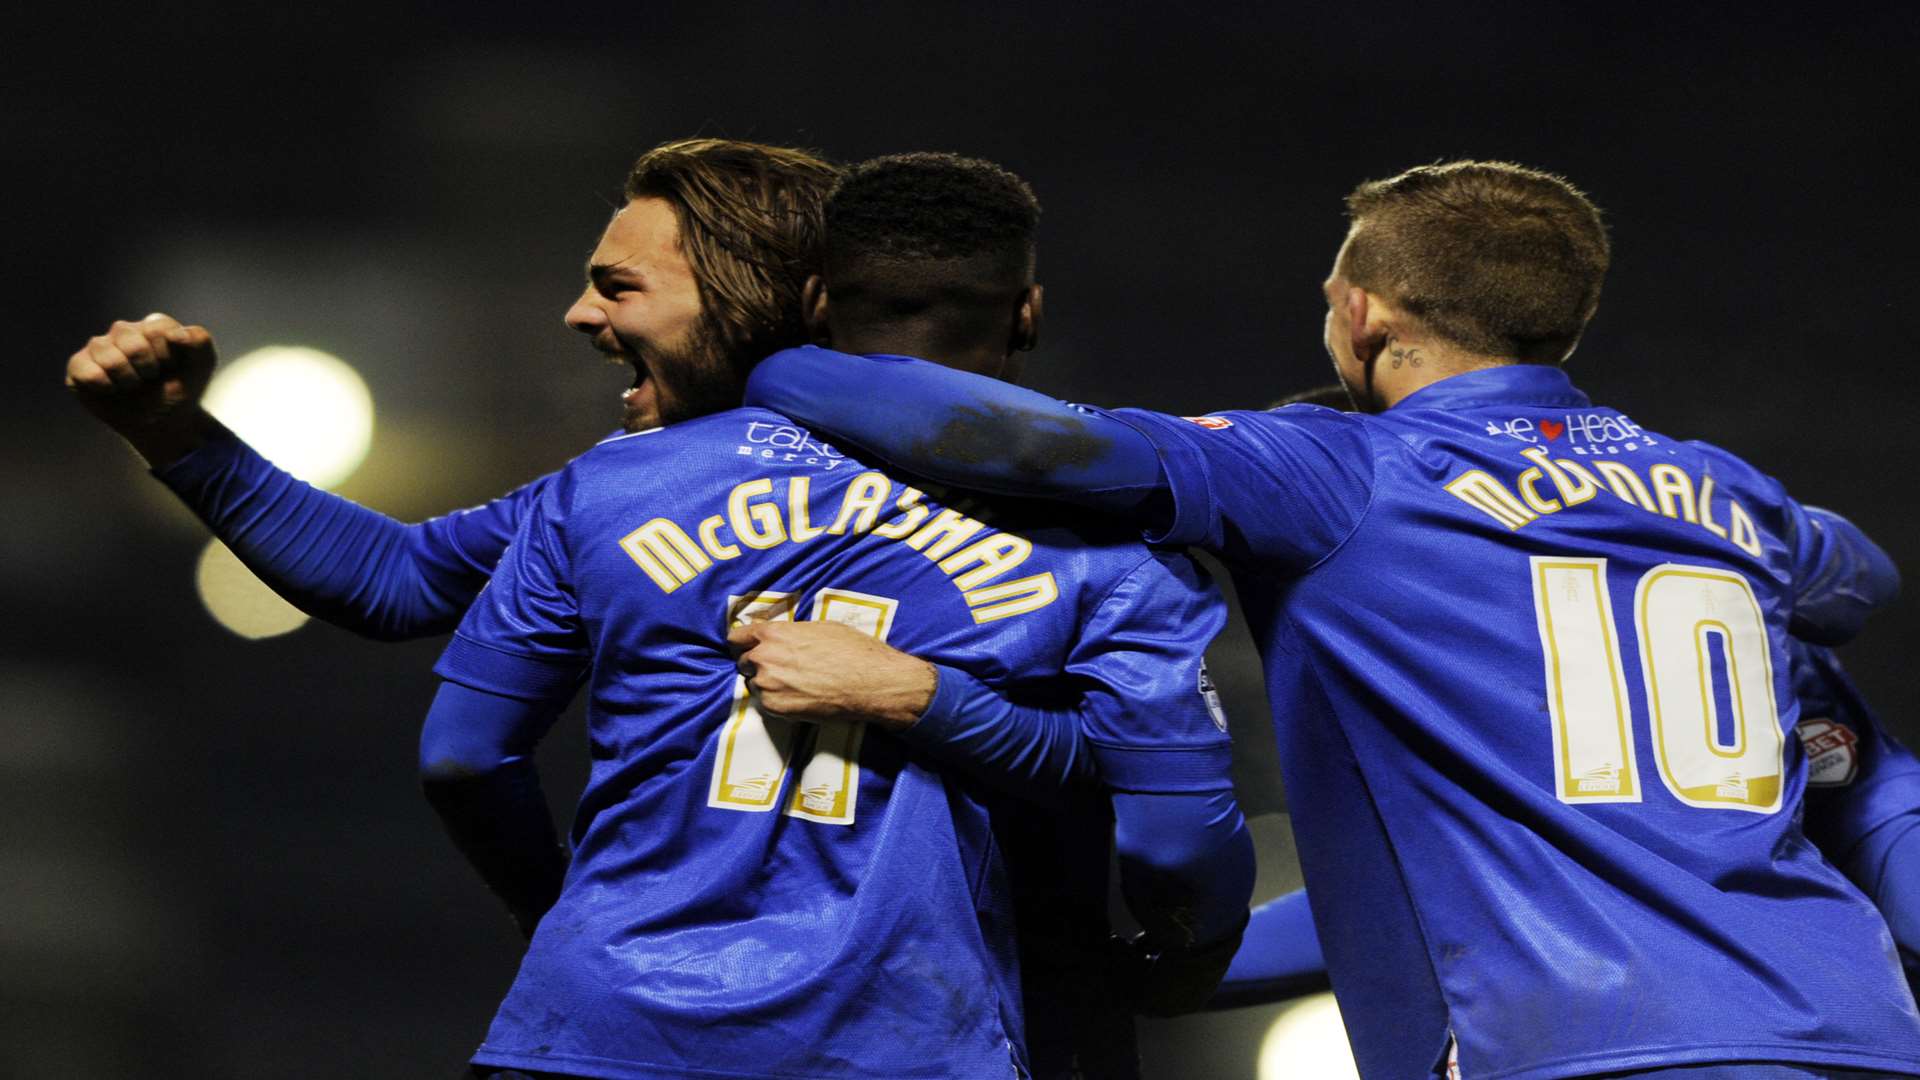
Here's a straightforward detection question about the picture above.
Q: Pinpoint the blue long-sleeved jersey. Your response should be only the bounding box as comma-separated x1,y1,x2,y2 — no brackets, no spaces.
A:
430,407,1243,1079
743,347,1919,1080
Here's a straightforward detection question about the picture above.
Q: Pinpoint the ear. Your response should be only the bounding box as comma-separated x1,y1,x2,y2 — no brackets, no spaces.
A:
1345,285,1388,366
801,274,831,345
1012,284,1043,352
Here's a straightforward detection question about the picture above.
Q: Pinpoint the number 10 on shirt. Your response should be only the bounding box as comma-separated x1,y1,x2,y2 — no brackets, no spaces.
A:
1530,557,1784,814
708,589,900,825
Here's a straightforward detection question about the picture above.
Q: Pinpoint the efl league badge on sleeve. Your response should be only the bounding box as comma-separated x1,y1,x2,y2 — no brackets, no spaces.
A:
1797,717,1859,787
1183,415,1233,430
1198,662,1229,733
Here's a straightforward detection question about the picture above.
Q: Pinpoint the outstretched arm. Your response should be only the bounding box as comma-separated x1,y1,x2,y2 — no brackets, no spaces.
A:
743,346,1166,510
67,314,539,640
746,347,1374,567
158,430,540,639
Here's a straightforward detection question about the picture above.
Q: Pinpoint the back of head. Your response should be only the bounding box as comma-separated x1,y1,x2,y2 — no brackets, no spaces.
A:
823,152,1040,355
1342,161,1609,364
625,138,841,367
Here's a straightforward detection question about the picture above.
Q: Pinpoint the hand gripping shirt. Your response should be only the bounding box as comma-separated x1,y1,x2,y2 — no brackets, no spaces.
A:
1108,365,1920,1080
435,407,1231,1080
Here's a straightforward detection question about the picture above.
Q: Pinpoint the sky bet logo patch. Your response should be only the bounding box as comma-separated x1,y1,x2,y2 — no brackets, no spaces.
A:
1184,415,1233,430
1798,717,1859,787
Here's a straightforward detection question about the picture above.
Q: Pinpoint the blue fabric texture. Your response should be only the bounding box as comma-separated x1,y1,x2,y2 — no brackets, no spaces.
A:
418,681,568,937
154,430,548,638
1111,789,1253,948
740,350,1920,1079
435,409,1240,1079
1209,888,1330,1009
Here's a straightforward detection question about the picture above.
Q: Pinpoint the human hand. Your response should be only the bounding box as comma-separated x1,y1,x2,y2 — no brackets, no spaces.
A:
65,313,221,468
726,620,937,731
1108,909,1250,1017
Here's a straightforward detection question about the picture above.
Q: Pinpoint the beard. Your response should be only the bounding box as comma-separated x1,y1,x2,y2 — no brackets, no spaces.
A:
624,315,752,432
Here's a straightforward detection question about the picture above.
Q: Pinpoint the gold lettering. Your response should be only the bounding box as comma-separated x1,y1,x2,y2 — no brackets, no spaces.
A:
940,534,1034,591
1728,500,1764,556
1444,470,1537,530
965,572,1060,623
828,472,892,535
728,477,787,549
1521,447,1599,507
698,515,740,561
1517,467,1563,514
1592,460,1656,512
1696,475,1729,540
787,477,826,543
620,518,711,593
1648,463,1699,523
872,488,930,539
905,508,988,560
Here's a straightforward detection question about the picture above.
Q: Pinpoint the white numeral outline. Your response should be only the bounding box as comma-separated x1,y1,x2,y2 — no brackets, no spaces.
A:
707,588,899,826
1531,558,1783,815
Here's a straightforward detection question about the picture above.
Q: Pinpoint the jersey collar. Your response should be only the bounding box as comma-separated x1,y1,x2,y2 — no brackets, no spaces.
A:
1389,364,1591,412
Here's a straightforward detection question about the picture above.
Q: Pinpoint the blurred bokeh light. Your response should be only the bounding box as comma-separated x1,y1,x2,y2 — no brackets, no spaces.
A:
194,538,310,639
1258,993,1359,1080
203,345,374,489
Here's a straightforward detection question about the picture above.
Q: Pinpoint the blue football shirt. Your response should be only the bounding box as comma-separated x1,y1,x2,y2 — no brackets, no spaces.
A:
1794,641,1920,880
1107,365,1920,1079
435,407,1231,1080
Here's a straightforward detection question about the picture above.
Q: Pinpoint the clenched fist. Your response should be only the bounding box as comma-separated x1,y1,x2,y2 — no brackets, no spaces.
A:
726,620,938,731
66,313,222,468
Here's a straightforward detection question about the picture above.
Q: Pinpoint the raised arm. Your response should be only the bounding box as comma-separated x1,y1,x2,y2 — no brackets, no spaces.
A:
67,314,540,640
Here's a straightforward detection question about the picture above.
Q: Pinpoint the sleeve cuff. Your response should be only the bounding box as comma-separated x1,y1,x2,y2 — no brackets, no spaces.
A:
436,634,586,706
900,661,974,749
151,427,253,489
1104,408,1213,549
1090,740,1236,794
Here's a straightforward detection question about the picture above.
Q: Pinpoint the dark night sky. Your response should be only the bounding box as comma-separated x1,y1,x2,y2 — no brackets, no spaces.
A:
4,4,1916,1076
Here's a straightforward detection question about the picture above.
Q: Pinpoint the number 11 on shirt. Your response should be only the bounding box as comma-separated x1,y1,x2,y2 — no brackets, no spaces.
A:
1531,556,1784,814
709,588,900,825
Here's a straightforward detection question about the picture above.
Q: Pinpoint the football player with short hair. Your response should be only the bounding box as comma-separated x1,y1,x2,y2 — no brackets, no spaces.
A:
64,139,1241,1077
739,160,1919,1078
422,151,1251,1079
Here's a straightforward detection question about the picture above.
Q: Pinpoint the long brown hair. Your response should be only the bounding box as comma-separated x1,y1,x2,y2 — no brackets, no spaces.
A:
624,138,841,367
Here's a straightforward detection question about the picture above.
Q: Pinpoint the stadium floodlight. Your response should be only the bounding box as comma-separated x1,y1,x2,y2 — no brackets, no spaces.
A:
202,345,373,489
195,538,310,640
1258,992,1360,1080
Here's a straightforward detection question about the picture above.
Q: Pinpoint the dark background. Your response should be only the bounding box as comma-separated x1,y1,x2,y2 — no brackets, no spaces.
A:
5,4,1916,1076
